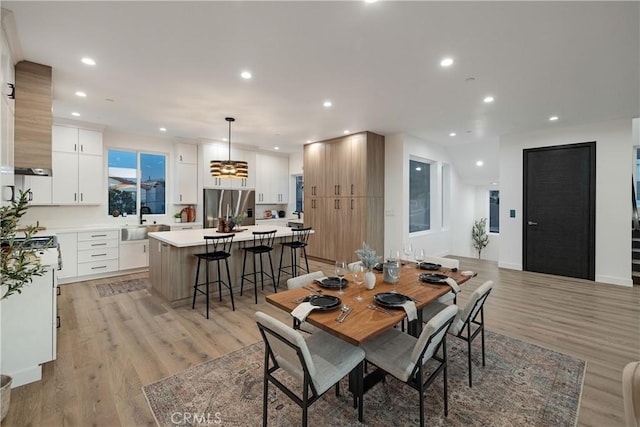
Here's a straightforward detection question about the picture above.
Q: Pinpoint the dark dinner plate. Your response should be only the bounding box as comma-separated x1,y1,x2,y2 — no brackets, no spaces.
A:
419,273,449,284
417,262,441,271
316,277,349,289
373,263,384,272
304,295,341,311
373,292,411,308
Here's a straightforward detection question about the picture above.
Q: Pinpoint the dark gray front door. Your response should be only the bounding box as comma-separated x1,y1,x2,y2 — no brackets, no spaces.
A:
523,142,596,280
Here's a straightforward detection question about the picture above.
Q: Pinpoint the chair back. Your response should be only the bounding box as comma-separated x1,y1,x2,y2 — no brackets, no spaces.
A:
410,305,458,372
255,311,316,386
623,361,640,427
348,261,363,271
287,271,325,290
424,256,459,269
251,230,276,249
289,227,312,246
204,234,234,257
452,280,493,335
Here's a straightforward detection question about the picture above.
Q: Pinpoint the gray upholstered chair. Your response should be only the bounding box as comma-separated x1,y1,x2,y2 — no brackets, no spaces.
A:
361,305,458,427
255,311,365,427
422,280,494,387
423,256,461,304
623,361,640,427
286,271,325,333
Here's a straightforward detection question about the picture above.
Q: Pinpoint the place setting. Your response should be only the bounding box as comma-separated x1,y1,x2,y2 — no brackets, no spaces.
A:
370,291,418,321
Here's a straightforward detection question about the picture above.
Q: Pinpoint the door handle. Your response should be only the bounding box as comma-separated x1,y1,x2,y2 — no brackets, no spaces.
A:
527,221,538,226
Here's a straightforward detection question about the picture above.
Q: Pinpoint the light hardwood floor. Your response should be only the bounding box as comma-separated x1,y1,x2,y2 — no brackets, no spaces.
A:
3,257,639,426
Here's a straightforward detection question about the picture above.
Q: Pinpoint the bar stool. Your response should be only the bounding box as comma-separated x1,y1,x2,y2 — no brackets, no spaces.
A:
277,227,312,285
240,230,277,303
192,234,235,319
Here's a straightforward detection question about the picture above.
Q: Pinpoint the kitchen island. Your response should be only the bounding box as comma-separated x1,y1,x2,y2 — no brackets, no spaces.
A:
148,225,310,307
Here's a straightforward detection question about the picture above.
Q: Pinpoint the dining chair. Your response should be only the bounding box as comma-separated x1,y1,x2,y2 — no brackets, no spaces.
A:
286,271,325,333
423,256,461,304
422,280,494,387
361,305,458,427
255,311,365,427
623,360,640,427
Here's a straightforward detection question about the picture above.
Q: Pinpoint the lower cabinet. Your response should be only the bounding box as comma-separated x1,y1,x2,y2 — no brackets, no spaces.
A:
119,240,149,270
56,232,78,279
77,230,119,276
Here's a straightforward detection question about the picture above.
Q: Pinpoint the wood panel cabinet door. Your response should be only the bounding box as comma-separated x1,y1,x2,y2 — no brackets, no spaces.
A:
332,197,366,263
348,133,368,197
325,139,351,197
303,143,325,197
305,197,329,259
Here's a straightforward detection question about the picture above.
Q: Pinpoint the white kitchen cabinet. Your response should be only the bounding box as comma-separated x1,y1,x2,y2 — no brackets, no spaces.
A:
18,175,52,205
119,240,149,270
76,230,119,276
56,232,78,279
0,29,14,207
170,223,202,231
256,153,288,204
52,126,103,205
175,143,198,204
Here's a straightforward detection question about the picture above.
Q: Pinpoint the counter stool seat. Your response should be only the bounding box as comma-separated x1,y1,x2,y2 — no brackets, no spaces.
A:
277,227,312,286
192,234,235,318
240,230,277,303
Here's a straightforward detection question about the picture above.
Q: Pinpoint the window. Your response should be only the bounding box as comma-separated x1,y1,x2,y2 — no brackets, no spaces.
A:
108,150,166,216
441,163,451,229
295,175,303,212
489,190,499,233
409,159,430,232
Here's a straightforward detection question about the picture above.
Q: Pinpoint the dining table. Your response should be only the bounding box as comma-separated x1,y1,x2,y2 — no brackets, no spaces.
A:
265,261,475,346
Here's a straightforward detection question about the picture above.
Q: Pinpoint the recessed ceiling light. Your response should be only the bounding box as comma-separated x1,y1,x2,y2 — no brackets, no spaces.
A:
306,140,312,143
440,57,454,67
274,147,279,150
222,138,228,142
344,130,350,134
71,112,80,117
549,116,559,121
364,0,378,3
159,127,167,132
75,91,87,97
323,101,332,108
491,182,498,186
476,160,484,167
81,57,96,66
240,71,252,79
483,96,494,103
105,98,115,102
449,132,456,137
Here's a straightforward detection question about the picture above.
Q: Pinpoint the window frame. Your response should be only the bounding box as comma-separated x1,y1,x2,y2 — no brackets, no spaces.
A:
408,156,433,234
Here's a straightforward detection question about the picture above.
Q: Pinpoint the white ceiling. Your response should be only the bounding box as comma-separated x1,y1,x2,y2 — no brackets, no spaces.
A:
4,1,639,185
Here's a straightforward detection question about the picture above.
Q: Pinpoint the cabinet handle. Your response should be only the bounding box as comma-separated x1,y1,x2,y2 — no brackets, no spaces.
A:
28,191,33,201
57,286,61,296
80,193,83,202
80,144,84,152
180,194,182,201
74,144,77,152
91,243,107,246
91,265,107,270
179,154,183,161
91,253,107,257
338,185,341,195
2,185,15,202
143,245,147,253
74,193,77,201
91,234,107,238
57,315,61,329
351,184,354,195
351,199,354,210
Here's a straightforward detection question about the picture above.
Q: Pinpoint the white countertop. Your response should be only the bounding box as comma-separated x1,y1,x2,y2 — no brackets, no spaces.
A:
148,225,309,248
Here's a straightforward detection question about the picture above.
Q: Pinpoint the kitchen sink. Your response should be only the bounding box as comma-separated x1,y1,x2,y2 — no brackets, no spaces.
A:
121,224,171,241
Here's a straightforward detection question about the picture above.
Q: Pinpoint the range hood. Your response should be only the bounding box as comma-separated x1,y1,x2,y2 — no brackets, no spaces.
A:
14,61,53,176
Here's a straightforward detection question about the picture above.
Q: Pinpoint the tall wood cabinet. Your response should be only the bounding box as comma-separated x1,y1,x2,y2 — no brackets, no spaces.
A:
304,131,384,263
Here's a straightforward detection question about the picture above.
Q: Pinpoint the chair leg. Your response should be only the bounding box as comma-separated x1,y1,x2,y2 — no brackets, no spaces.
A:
225,258,235,311
481,309,486,366
418,371,425,427
290,246,296,277
192,258,201,309
262,367,269,427
303,247,309,275
258,252,264,290
443,336,449,416
253,253,258,304
357,362,364,422
216,259,223,302
268,251,277,293
467,331,473,387
205,260,210,319
277,244,285,285
240,250,248,296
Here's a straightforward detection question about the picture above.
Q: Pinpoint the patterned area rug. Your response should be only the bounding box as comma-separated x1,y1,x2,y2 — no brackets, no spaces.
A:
143,331,586,427
142,330,585,426
96,278,149,297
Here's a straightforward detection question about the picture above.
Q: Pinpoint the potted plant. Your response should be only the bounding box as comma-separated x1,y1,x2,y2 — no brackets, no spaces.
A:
231,212,247,230
355,242,378,289
472,217,490,259
173,212,182,223
1,189,49,421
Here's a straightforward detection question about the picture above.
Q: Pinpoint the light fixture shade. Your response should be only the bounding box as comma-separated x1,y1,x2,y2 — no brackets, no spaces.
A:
210,160,248,178
211,117,248,178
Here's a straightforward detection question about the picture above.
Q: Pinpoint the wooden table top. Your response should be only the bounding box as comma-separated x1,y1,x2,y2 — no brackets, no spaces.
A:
266,263,473,345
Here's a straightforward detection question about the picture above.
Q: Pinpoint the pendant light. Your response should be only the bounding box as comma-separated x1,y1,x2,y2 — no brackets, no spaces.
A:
210,117,248,178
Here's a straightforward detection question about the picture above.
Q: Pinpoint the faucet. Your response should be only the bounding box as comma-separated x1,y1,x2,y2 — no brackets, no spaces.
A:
294,210,302,219
140,206,152,224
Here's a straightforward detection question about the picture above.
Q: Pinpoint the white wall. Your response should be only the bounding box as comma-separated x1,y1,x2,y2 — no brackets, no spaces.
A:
499,119,633,286
19,129,183,229
385,133,475,260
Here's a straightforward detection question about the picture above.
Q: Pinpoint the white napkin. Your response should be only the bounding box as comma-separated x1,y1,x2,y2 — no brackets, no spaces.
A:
444,277,461,294
400,300,417,321
292,302,318,322
460,270,475,277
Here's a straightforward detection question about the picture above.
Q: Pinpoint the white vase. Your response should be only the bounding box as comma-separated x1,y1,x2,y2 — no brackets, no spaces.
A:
364,270,376,289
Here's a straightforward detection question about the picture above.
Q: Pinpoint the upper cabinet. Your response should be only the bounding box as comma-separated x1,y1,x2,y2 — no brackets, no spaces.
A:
52,125,103,205
255,153,289,204
174,143,198,204
0,27,14,206
201,142,254,189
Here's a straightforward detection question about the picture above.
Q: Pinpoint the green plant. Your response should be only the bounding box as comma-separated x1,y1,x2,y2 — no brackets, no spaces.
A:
472,217,490,259
173,212,182,218
1,190,49,299
232,212,247,227
355,242,378,270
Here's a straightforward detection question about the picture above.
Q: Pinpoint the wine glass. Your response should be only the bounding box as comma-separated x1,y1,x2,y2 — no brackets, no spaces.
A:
403,243,413,265
387,249,400,263
414,248,425,267
335,261,347,295
351,264,365,302
388,260,400,293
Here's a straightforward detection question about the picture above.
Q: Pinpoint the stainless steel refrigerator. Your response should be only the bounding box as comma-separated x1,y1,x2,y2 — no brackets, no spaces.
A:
203,189,255,229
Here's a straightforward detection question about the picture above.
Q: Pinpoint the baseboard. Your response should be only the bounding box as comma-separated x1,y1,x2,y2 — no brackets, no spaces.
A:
498,262,522,270
595,274,633,287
